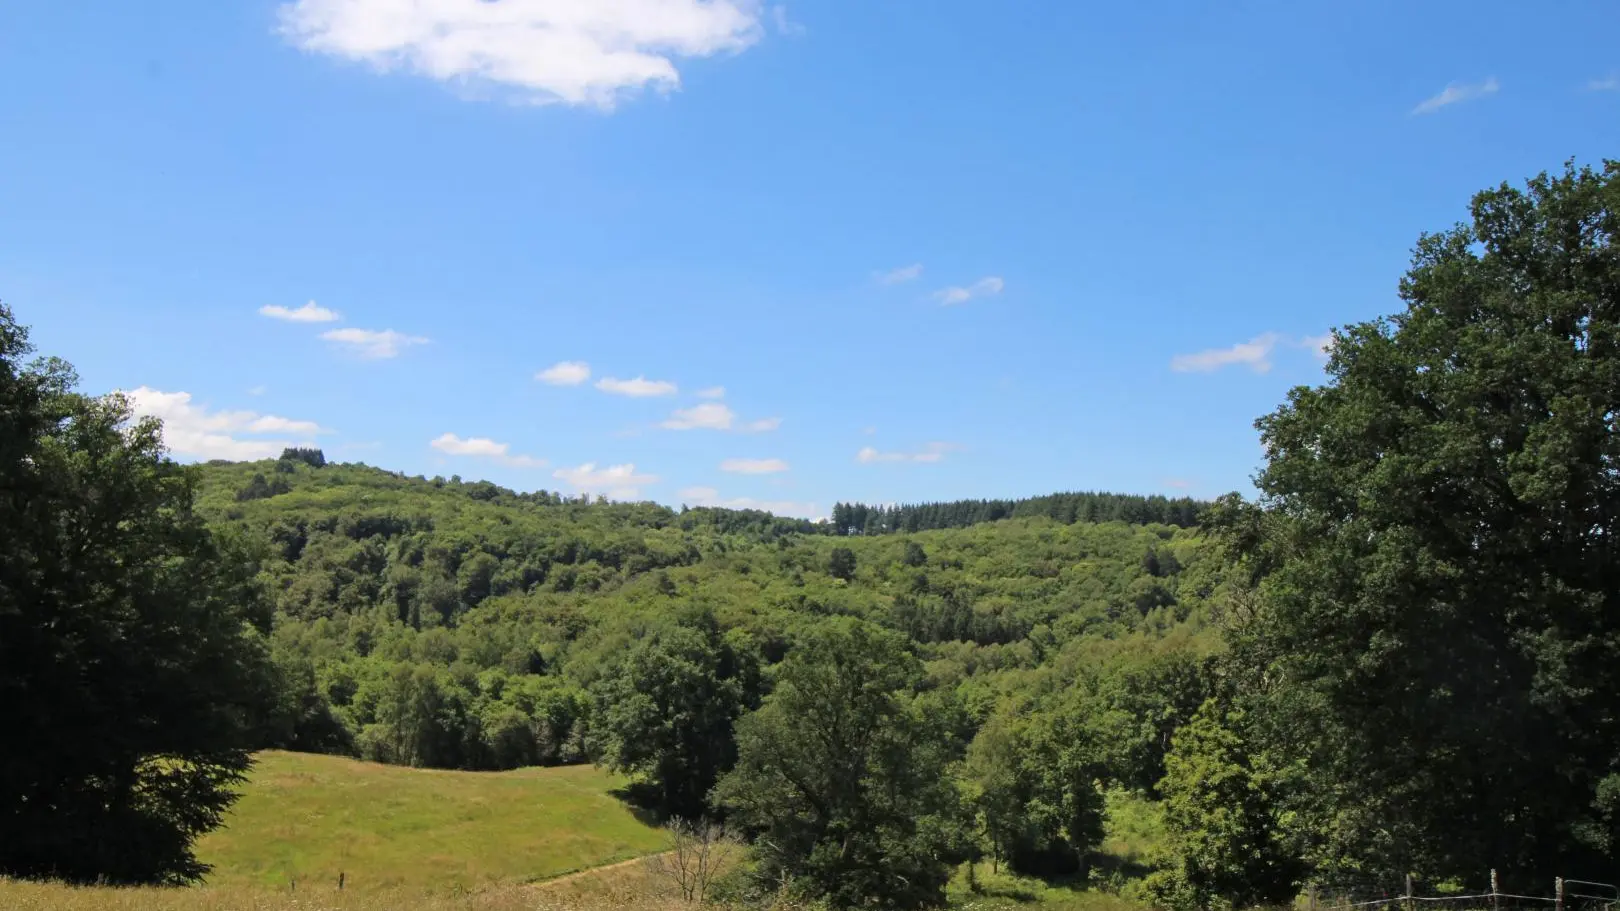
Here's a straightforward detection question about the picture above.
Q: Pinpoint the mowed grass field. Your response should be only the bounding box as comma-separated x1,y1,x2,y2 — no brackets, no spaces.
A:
191,750,668,894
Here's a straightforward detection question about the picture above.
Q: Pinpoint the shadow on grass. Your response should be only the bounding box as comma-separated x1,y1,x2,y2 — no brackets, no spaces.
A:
1088,850,1152,882
608,782,668,829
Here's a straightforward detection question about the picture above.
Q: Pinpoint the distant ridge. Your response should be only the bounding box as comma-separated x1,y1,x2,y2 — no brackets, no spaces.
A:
830,491,1206,535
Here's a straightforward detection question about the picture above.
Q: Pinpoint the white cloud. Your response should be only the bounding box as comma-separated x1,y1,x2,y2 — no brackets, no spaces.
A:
678,485,817,518
123,387,327,461
1412,77,1499,115
277,0,765,109
554,462,657,499
248,414,326,435
662,402,735,430
247,385,268,396
597,375,678,397
856,441,958,464
1170,333,1281,374
744,416,782,432
536,360,591,386
259,300,341,322
320,327,429,359
876,263,923,285
1589,73,1620,92
934,276,1004,305
720,457,789,474
695,385,726,399
430,432,546,468
1301,333,1333,359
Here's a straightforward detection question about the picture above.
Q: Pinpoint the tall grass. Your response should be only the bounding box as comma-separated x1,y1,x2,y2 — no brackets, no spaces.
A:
192,751,667,894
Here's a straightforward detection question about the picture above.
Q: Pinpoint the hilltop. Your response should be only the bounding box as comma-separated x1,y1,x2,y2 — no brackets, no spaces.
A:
189,453,1222,774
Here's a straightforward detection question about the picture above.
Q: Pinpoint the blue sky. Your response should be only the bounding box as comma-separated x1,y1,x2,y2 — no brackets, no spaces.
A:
2,1,1617,518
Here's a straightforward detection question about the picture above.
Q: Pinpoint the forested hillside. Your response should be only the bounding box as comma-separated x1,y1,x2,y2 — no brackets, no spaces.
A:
194,455,1222,777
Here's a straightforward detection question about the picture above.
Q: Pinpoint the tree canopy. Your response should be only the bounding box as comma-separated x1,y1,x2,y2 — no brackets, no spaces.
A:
0,304,277,884
1202,160,1620,895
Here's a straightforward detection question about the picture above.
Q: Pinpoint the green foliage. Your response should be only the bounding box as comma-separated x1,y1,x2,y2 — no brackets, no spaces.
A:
278,447,327,469
965,709,1105,876
586,609,757,819
903,540,928,567
1147,702,1300,911
831,492,1205,535
716,619,972,909
0,304,277,884
827,545,857,581
1208,160,1620,890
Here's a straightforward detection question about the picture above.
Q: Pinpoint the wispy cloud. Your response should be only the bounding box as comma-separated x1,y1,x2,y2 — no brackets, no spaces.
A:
429,433,546,468
662,403,735,430
320,327,429,359
934,276,1004,305
695,386,726,399
536,360,591,386
876,263,923,285
857,442,959,464
277,0,765,109
1170,333,1281,374
1412,77,1499,115
554,462,657,500
678,485,817,518
597,375,678,397
720,457,789,474
260,300,340,323
659,403,781,432
123,387,326,461
1589,73,1620,92
770,5,807,37
1301,333,1333,360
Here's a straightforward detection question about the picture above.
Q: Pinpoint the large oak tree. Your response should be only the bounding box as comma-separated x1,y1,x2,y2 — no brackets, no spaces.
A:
1212,161,1620,892
0,305,277,883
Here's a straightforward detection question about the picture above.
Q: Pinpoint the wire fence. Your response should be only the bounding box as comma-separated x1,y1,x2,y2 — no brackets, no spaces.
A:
1309,873,1618,911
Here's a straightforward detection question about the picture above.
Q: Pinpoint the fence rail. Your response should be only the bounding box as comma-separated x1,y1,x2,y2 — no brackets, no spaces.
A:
1309,873,1618,911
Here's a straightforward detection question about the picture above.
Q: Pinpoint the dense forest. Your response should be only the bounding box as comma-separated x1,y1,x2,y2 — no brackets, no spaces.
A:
197,453,1217,778
4,161,1620,910
828,494,1205,536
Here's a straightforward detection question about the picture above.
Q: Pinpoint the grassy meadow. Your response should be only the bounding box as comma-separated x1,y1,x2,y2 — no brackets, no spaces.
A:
0,750,1168,911
192,750,667,894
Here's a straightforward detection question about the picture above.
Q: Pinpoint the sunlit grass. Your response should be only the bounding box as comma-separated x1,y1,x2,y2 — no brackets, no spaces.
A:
192,750,667,894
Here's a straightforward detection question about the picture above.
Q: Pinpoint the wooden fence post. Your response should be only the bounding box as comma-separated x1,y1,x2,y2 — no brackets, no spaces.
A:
1406,874,1415,911
1556,877,1565,911
1309,882,1318,911
338,871,345,891
1490,869,1499,911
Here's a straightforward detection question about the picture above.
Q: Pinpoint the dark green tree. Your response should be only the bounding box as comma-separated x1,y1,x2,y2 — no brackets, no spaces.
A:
716,619,970,909
588,611,756,819
1220,161,1620,887
827,546,857,581
278,446,326,468
965,708,1105,876
0,305,278,884
902,540,927,567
